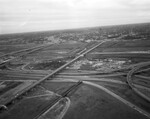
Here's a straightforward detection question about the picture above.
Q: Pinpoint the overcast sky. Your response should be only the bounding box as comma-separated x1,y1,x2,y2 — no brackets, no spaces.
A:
0,0,150,34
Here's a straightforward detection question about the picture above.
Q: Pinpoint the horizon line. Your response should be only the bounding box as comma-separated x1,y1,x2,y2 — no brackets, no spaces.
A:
0,21,150,36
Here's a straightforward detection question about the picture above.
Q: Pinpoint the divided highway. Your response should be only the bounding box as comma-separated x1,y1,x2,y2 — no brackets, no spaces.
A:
0,39,150,119
0,40,107,110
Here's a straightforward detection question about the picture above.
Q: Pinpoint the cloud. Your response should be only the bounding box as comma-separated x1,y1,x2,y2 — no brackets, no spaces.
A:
116,0,150,10
0,0,150,34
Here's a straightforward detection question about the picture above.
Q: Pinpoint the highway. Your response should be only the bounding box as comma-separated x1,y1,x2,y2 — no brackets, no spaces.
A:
0,43,53,68
0,40,107,110
0,39,150,119
127,61,150,102
32,81,82,119
46,79,150,118
91,51,150,55
83,81,150,118
0,43,52,58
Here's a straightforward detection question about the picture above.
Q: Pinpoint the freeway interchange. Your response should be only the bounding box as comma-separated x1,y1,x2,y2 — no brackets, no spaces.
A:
0,39,150,119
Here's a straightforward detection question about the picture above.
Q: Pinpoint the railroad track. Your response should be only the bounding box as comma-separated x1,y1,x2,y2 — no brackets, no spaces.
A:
0,40,106,112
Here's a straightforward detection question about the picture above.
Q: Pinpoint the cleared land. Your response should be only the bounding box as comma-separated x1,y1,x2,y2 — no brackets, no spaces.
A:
0,23,150,119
